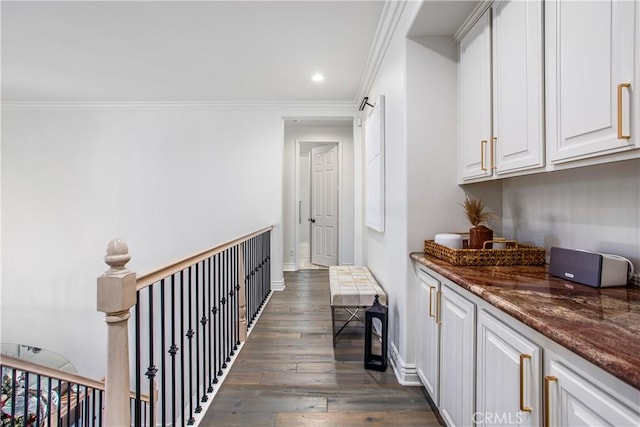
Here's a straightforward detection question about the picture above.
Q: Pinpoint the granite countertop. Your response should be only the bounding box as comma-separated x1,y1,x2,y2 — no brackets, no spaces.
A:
410,252,640,390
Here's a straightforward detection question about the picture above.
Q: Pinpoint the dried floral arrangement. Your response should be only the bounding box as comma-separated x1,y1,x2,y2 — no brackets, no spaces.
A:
459,196,495,227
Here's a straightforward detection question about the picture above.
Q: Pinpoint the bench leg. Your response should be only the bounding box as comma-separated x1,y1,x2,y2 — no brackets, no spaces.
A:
331,306,336,347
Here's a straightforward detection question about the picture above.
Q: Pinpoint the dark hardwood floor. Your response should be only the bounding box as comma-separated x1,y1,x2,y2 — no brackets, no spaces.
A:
200,269,440,426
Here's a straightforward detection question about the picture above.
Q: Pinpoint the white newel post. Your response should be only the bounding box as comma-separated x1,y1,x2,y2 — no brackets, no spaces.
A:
97,239,136,427
238,243,248,342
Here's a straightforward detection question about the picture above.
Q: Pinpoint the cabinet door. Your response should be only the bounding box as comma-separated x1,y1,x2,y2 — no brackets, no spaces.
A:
476,310,541,427
439,283,476,427
492,0,544,174
547,0,637,163
460,10,492,180
546,360,640,426
416,270,440,403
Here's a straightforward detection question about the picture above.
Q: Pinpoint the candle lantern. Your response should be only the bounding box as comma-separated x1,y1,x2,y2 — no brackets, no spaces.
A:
364,294,388,371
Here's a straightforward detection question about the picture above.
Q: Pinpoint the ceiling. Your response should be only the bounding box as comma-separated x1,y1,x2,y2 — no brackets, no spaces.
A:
1,1,478,104
1,1,384,102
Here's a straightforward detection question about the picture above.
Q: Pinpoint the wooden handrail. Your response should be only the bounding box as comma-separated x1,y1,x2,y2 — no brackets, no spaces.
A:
136,225,273,291
0,354,150,402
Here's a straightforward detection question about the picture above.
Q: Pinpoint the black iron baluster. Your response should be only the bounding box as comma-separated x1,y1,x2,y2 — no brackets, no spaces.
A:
227,248,233,360
91,384,96,427
35,374,42,427
233,245,239,350
207,256,214,392
180,269,186,427
23,372,30,426
57,378,62,426
186,266,195,425
146,285,157,427
194,262,202,414
98,389,103,427
66,380,71,427
248,237,253,325
160,278,167,427
169,274,178,427
221,249,228,368
200,258,209,403
74,383,80,426
47,374,53,427
135,293,142,427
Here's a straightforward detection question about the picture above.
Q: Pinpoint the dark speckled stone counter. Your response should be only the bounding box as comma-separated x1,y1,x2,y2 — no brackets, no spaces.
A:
410,252,640,390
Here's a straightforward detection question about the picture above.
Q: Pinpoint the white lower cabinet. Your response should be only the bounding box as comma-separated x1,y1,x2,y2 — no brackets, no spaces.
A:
545,359,640,427
414,265,640,427
439,282,476,427
416,270,440,403
476,310,541,427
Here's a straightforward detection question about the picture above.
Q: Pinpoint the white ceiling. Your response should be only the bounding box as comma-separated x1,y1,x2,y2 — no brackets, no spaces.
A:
1,1,385,102
1,1,479,104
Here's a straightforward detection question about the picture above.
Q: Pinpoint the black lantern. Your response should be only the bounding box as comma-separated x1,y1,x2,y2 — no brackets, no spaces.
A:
364,294,388,371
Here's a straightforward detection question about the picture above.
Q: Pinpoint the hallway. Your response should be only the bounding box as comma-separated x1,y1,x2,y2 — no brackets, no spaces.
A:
200,270,440,426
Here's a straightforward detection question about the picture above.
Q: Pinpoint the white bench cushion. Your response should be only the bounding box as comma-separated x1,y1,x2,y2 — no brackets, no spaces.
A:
329,266,387,307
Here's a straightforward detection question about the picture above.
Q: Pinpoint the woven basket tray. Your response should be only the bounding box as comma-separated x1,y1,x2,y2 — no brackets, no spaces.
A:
424,240,545,266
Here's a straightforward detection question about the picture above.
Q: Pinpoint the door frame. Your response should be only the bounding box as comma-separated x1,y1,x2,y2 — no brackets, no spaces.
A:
295,139,343,270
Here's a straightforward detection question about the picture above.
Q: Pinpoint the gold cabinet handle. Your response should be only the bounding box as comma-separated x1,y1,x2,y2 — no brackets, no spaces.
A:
428,286,436,318
618,83,631,140
519,354,533,413
480,140,488,171
544,375,558,427
436,290,443,324
491,137,497,170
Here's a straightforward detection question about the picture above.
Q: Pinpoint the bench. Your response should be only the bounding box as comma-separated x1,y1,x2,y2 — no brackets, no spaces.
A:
329,266,387,346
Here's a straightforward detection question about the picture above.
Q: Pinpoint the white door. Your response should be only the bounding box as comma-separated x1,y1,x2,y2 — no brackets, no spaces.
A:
476,310,541,427
416,270,440,404
460,10,493,180
439,283,476,427
492,0,544,174
547,0,636,163
310,144,338,267
546,360,639,426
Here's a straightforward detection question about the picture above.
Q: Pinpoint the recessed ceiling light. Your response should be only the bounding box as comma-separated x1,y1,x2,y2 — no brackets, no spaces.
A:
312,73,325,82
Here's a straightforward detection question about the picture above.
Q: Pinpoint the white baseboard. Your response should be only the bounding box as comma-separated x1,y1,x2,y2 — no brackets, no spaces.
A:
283,263,297,272
271,277,286,291
389,341,421,386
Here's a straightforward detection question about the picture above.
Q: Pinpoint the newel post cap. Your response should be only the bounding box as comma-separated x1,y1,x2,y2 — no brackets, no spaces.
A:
104,238,131,271
97,238,136,314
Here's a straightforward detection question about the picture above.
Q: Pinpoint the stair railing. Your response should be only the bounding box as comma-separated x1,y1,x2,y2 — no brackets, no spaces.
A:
0,354,150,427
97,226,273,426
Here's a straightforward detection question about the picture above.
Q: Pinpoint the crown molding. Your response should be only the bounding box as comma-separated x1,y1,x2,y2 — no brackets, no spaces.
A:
453,0,492,42
354,0,408,103
1,100,357,112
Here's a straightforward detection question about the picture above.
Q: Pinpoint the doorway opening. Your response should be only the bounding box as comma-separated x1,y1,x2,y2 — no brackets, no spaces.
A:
283,118,356,272
299,142,339,269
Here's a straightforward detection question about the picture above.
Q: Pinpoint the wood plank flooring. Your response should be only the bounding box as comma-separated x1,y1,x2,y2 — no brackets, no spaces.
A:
200,270,440,426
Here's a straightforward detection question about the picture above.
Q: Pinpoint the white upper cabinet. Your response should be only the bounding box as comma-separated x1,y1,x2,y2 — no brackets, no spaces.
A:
459,0,544,182
460,10,492,180
492,0,544,174
546,0,638,163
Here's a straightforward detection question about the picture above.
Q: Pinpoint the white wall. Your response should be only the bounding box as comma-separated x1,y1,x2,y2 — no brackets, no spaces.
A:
502,159,640,269
405,36,473,372
1,104,352,378
282,122,355,268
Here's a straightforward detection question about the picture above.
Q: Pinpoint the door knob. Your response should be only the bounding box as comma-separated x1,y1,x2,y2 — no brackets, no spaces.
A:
308,218,316,223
